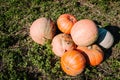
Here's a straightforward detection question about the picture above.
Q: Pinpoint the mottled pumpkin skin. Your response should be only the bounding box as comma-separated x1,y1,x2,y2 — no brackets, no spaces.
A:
30,17,56,45
61,50,86,76
77,44,104,66
71,19,98,46
51,33,76,57
57,14,77,34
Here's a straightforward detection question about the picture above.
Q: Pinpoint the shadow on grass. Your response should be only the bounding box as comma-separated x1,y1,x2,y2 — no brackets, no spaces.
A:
94,20,120,60
0,35,19,48
105,26,120,47
102,26,120,60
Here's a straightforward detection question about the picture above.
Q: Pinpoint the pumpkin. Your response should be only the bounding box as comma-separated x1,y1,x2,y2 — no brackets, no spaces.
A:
71,19,98,46
96,28,114,49
30,17,56,45
51,33,76,57
77,44,104,66
61,50,86,76
57,14,77,34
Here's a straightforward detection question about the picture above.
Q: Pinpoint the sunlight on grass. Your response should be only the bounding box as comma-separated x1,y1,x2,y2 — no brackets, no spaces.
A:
0,0,120,79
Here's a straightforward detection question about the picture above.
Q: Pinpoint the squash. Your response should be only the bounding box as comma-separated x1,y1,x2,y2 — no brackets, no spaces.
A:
61,50,86,76
97,28,114,49
77,44,104,66
71,19,98,46
30,17,56,45
57,14,77,34
51,33,76,57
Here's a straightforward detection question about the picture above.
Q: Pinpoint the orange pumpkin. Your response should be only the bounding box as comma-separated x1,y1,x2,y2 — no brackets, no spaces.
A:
57,14,77,34
71,19,98,46
77,44,104,66
51,33,76,57
30,17,56,45
61,50,86,76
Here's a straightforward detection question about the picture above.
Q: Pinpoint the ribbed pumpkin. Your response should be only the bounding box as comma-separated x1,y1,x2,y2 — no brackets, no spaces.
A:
71,19,98,46
57,14,77,34
30,17,56,45
77,44,104,66
61,50,86,76
51,33,76,57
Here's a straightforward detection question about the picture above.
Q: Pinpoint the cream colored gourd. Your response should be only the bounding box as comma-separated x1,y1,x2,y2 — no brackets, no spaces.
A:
97,28,114,49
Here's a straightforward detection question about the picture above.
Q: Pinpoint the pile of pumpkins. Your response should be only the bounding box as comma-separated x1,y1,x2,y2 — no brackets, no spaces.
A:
30,14,114,76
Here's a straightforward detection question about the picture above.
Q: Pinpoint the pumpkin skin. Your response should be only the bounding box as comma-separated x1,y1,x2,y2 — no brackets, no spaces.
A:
61,50,86,76
97,28,114,49
77,44,104,66
30,17,56,45
51,33,76,57
57,14,77,34
71,19,98,46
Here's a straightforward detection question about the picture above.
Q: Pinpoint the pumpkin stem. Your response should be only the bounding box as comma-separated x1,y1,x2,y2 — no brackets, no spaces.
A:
68,16,74,22
88,46,92,49
66,66,70,70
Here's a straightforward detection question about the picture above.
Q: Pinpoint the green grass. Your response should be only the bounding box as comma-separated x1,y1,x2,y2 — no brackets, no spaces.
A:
0,0,120,80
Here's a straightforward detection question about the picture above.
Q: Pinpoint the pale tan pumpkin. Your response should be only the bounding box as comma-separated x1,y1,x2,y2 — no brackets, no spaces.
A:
51,33,76,57
30,17,56,45
71,19,98,46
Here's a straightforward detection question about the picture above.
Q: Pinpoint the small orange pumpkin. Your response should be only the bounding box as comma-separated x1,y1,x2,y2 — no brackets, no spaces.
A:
51,33,76,57
77,44,104,66
57,14,77,34
61,50,86,76
30,17,56,45
71,19,98,46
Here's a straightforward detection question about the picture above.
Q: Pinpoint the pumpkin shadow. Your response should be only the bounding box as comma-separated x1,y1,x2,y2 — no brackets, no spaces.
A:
100,26,120,60
100,46,112,61
93,20,120,60
54,23,62,35
105,26,120,47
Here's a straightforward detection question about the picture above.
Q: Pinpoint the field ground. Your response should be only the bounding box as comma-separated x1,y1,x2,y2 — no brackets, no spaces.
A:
0,0,120,80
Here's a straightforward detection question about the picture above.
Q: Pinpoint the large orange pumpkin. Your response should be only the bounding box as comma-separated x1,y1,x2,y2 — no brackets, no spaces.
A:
61,50,86,76
57,14,77,34
71,19,98,46
51,33,76,57
77,44,104,66
30,17,56,45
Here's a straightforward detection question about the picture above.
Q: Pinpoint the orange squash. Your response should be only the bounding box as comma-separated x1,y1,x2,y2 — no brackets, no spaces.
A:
51,33,76,57
57,14,77,34
61,50,86,76
71,19,98,46
30,17,56,45
77,44,104,66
